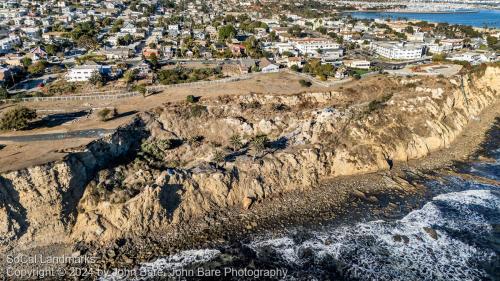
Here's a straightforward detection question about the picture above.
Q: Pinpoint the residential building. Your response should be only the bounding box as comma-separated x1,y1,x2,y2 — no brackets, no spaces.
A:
345,60,371,69
371,41,425,60
65,64,111,82
239,58,255,74
259,58,279,73
0,34,21,54
290,38,340,56
101,48,133,60
0,66,12,84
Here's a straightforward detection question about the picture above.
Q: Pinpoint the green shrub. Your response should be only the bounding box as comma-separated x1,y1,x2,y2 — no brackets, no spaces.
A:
432,53,447,62
229,134,243,150
299,79,312,87
239,100,261,110
0,106,37,130
367,94,393,113
186,95,197,103
251,134,269,159
141,139,172,154
97,108,117,121
187,135,204,146
189,104,207,118
0,87,8,100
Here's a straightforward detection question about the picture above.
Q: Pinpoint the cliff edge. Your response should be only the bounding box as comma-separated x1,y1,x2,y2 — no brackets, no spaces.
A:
0,66,498,251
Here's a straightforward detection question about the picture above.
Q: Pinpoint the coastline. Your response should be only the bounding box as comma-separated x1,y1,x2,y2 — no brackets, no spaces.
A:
0,68,498,278
84,99,500,272
345,9,500,29
345,10,479,14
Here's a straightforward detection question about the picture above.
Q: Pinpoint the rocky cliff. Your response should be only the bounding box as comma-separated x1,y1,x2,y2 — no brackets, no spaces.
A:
0,66,498,249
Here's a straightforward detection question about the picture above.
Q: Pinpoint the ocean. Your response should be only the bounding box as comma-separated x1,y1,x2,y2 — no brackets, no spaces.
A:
102,125,500,281
348,10,500,28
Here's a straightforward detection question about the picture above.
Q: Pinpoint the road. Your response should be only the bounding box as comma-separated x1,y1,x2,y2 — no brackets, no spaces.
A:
8,74,60,94
0,129,114,142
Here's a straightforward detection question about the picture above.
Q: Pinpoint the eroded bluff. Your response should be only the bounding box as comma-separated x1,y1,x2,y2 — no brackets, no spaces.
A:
0,66,498,248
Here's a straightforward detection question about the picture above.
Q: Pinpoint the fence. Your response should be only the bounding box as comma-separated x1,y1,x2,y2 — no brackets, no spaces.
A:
145,72,264,91
2,92,139,103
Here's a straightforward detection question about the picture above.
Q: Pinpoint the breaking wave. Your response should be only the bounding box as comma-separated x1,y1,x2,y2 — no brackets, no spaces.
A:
249,187,499,280
103,150,499,281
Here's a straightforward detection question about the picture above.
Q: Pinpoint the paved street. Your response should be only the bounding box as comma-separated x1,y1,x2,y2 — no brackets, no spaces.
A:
0,129,113,142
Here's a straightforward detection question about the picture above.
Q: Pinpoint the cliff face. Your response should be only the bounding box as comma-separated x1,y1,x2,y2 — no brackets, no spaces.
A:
0,67,498,249
0,119,145,249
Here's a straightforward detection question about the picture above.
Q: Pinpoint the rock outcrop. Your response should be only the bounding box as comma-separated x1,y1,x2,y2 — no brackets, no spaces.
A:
0,66,498,249
0,119,145,248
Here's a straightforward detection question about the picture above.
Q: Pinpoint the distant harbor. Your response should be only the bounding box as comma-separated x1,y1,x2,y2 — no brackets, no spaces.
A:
355,9,478,14
348,9,500,28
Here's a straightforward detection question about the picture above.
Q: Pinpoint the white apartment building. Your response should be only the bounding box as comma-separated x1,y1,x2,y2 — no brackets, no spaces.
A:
65,64,111,82
447,52,492,65
0,34,21,54
290,38,340,56
427,39,463,54
371,41,425,60
275,42,294,54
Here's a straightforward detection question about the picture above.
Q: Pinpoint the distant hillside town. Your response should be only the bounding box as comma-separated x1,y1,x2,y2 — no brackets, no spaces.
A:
0,0,498,98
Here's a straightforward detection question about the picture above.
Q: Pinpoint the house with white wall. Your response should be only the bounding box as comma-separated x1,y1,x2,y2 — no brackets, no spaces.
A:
65,64,111,82
371,41,425,60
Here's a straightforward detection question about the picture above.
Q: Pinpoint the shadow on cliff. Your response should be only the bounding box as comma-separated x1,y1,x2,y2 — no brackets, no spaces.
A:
0,177,29,241
159,184,182,220
60,119,149,226
29,110,88,129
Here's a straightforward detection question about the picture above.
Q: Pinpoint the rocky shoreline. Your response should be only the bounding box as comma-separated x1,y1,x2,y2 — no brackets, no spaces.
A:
86,113,499,274
0,66,498,280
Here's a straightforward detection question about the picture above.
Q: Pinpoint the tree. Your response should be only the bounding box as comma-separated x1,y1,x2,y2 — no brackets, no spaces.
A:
21,57,32,68
432,53,447,62
117,34,133,46
133,84,147,97
77,35,98,50
404,26,414,34
487,36,499,50
148,53,159,69
28,60,47,76
250,134,269,160
88,71,104,86
45,44,58,56
243,36,262,58
316,26,327,35
123,69,138,84
218,25,236,41
287,25,303,37
229,134,242,151
0,106,37,130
